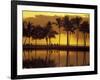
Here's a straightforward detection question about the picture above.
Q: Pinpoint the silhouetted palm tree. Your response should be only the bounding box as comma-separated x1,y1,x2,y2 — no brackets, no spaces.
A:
23,21,28,61
45,21,52,44
31,25,45,59
43,21,52,63
23,21,33,60
56,18,62,66
23,21,32,45
41,21,58,63
45,22,57,62
27,22,33,44
71,16,82,65
47,30,58,62
63,16,75,66
80,21,89,65
23,21,27,45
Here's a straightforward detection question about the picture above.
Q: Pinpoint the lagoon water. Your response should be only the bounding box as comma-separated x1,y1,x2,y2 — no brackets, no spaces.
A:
23,50,89,67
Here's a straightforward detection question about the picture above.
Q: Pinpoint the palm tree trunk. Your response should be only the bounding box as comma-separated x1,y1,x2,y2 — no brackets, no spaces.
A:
76,31,79,65
85,34,88,46
23,37,27,45
66,31,69,66
59,28,60,66
83,32,86,65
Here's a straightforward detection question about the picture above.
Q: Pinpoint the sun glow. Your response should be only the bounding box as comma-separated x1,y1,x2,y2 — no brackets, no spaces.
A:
23,33,89,46
22,11,90,46
23,11,89,19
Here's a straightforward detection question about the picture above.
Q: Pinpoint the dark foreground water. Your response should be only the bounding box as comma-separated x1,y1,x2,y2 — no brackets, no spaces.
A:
23,49,89,68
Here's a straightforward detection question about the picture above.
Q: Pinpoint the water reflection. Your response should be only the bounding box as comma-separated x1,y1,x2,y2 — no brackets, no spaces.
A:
23,50,89,68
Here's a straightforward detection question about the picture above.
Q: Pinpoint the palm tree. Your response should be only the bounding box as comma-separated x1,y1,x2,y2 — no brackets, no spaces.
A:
56,18,62,66
43,21,58,63
63,16,75,66
27,22,33,44
45,21,52,44
31,25,45,59
23,21,27,45
80,21,89,65
23,21,33,45
44,21,53,63
23,21,33,60
47,30,58,62
31,26,37,59
71,16,82,65
23,21,29,61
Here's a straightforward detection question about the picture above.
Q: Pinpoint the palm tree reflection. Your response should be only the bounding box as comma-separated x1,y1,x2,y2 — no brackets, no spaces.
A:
80,21,89,65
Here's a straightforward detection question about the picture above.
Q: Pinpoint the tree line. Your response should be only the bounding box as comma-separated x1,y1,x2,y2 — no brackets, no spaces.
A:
23,15,89,67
